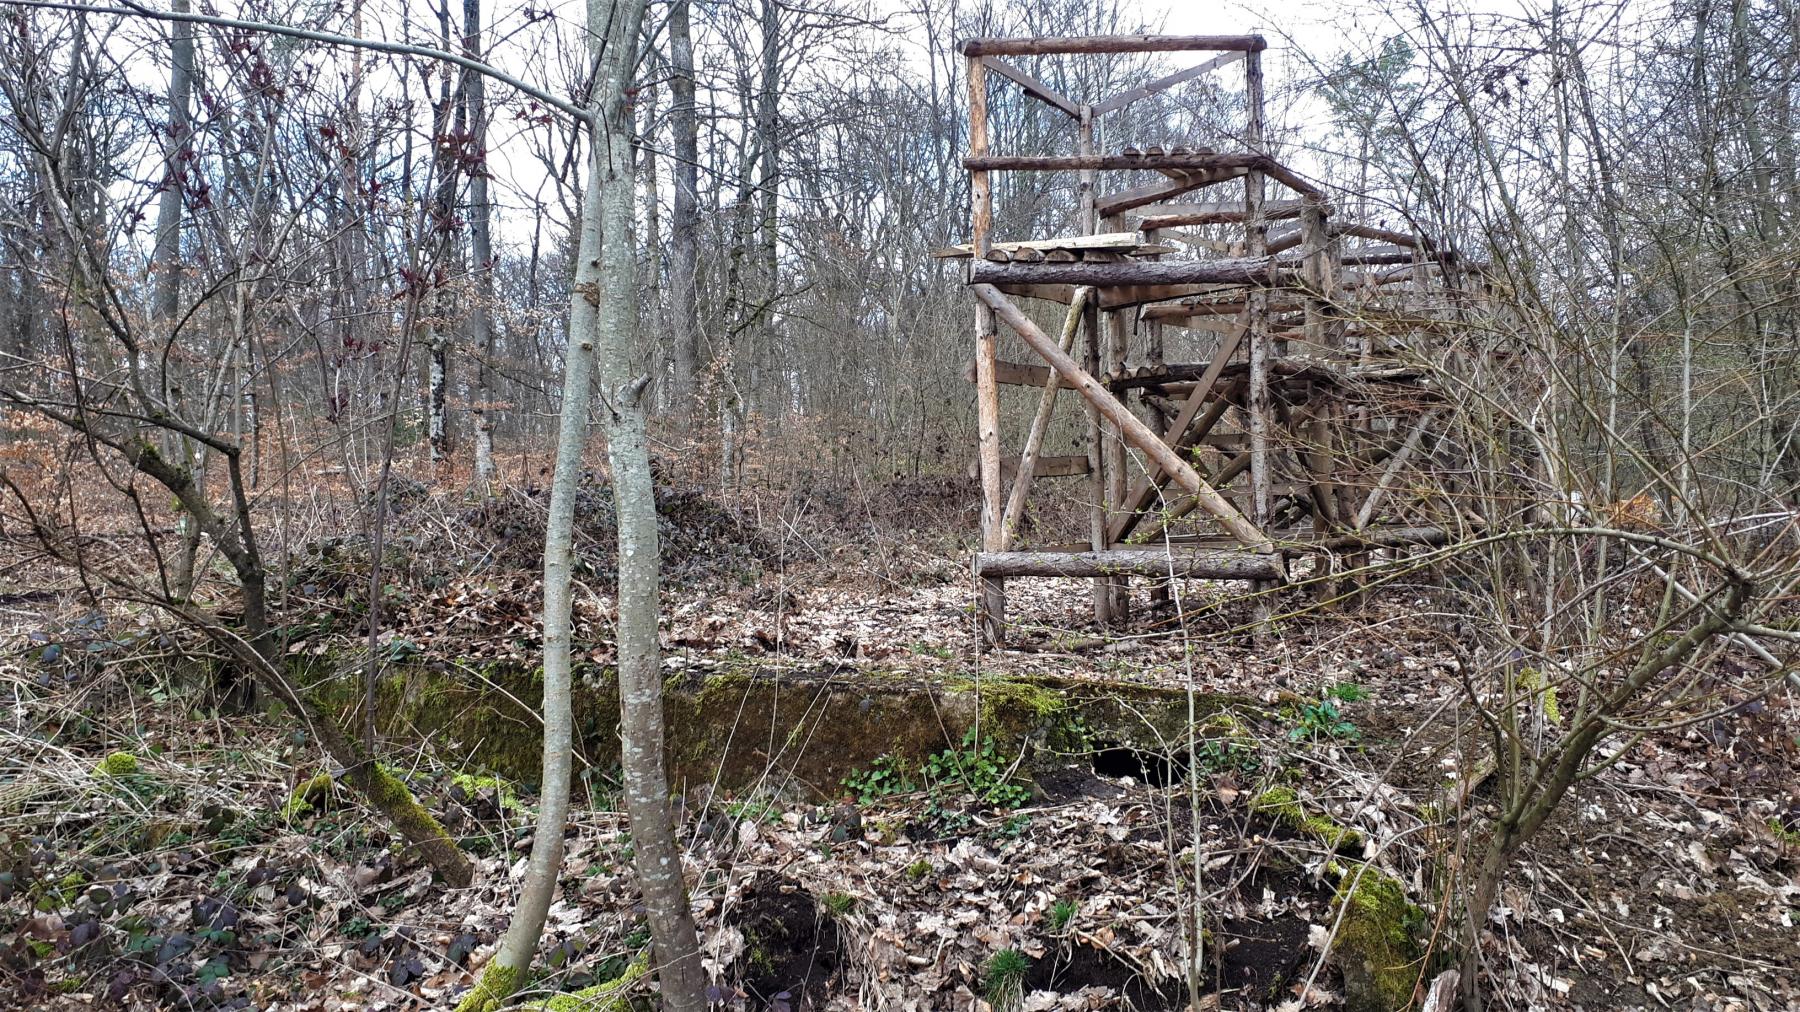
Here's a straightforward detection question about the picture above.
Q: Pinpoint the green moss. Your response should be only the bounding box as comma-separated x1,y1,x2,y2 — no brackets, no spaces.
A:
450,772,525,815
1330,864,1425,1012
55,870,89,905
303,654,1244,801
363,765,458,851
282,773,335,820
91,752,141,778
543,954,650,1011
1770,819,1800,847
1250,787,1363,852
451,960,523,1012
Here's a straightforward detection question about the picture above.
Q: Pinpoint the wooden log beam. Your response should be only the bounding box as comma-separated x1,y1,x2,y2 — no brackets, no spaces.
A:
963,357,1052,387
969,54,1005,642
1097,169,1245,217
964,152,1268,172
1139,200,1308,228
961,35,1266,56
970,283,1276,555
970,257,1294,288
981,55,1079,119
1094,50,1246,114
1333,222,1433,250
975,549,1281,581
1312,526,1451,551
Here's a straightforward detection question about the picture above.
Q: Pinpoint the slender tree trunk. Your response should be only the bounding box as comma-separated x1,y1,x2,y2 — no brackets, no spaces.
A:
154,0,201,600
668,0,700,413
427,3,465,469
465,0,498,491
753,0,780,411
457,1,703,1008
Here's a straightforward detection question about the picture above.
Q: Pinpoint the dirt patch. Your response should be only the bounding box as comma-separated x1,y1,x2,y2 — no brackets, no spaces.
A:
1035,764,1129,804
1024,939,1186,1009
728,873,843,1010
1212,871,1320,1003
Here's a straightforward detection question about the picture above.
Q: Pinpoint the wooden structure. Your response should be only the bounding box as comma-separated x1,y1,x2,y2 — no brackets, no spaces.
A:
953,34,1471,641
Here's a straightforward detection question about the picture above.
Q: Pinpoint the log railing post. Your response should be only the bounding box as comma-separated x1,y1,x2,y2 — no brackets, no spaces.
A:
1243,45,1274,628
969,55,1005,643
1101,211,1131,623
1076,103,1113,627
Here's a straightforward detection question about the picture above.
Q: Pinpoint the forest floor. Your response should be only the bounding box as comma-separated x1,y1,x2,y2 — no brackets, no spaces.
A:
1,474,1797,1011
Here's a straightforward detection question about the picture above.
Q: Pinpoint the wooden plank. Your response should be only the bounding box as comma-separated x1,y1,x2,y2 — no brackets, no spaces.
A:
1093,50,1246,115
934,231,1147,258
981,55,1079,119
961,35,1266,56
963,357,1051,387
971,283,1276,555
1163,230,1235,254
969,257,1295,288
975,549,1279,581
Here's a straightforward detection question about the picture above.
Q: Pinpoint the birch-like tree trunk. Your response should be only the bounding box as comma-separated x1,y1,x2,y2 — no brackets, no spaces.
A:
464,0,498,490
153,0,202,601
667,0,700,412
456,1,703,1008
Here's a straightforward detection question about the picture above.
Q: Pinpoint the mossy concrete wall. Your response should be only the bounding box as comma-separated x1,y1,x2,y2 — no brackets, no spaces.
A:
300,658,1242,797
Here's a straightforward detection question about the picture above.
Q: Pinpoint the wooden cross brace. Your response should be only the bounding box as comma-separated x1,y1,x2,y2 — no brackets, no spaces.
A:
969,283,1278,561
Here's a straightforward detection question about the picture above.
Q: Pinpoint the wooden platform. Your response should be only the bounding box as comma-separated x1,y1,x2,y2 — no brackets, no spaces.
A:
958,33,1478,643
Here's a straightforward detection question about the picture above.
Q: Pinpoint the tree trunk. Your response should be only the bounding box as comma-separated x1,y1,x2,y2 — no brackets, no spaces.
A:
457,1,703,1008
155,0,200,601
596,13,709,1004
667,0,700,412
463,0,498,491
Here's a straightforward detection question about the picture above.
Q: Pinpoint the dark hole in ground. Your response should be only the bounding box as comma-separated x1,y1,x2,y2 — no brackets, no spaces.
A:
1023,940,1186,1010
1091,744,1188,787
1035,764,1127,803
1209,879,1315,1002
728,872,842,1011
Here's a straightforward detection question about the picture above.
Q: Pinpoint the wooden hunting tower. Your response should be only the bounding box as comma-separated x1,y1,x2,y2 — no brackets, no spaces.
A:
951,34,1470,641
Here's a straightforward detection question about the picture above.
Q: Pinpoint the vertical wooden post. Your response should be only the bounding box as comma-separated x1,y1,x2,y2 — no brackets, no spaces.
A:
1077,103,1113,627
969,55,1005,643
1301,203,1328,350
1143,224,1172,613
1243,47,1273,626
1102,211,1131,624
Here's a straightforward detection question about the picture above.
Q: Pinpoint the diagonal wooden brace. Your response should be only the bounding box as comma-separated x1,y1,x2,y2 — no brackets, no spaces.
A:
970,283,1277,559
